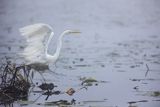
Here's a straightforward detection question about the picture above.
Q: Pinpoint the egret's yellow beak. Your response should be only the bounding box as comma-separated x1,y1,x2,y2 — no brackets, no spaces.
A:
70,30,81,34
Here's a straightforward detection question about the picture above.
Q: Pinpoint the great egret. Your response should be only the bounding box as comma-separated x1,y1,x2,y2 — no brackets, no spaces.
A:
19,23,80,71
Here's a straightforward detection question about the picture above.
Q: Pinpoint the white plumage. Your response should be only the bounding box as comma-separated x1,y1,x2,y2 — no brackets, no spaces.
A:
19,23,53,64
19,23,80,70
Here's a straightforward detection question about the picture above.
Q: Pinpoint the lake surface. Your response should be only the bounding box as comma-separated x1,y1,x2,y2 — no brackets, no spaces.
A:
0,0,160,107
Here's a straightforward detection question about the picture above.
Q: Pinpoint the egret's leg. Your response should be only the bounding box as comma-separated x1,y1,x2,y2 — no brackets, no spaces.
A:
48,65,65,78
25,65,36,84
49,64,57,73
48,69,60,76
47,62,58,75
37,71,46,83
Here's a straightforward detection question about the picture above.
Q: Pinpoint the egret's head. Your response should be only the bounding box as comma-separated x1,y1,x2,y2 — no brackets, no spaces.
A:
64,30,81,35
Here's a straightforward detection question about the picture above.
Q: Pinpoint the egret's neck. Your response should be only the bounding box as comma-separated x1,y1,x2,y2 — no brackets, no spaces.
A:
53,31,68,59
45,32,54,55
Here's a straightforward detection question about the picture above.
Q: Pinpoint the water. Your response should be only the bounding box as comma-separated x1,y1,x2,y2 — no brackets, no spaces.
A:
0,0,160,107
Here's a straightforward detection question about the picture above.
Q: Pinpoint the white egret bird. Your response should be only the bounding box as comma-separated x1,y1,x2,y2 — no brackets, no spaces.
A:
19,23,80,71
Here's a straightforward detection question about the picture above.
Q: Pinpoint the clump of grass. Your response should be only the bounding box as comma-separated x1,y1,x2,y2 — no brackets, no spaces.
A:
0,60,31,105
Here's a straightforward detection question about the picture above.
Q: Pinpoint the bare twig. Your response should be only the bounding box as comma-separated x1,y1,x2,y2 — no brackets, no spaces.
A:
1,91,14,100
145,64,149,77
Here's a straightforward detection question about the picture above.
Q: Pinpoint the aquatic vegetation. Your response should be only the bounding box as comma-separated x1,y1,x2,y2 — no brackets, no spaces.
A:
0,61,82,105
151,91,160,97
80,77,107,87
38,83,57,91
81,77,98,86
128,100,148,107
0,61,31,105
44,99,76,106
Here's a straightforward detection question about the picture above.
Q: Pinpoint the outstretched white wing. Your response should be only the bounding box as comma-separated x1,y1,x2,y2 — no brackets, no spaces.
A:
19,23,53,64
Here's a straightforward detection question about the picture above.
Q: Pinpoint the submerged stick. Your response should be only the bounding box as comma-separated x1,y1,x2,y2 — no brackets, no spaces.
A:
145,64,149,77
